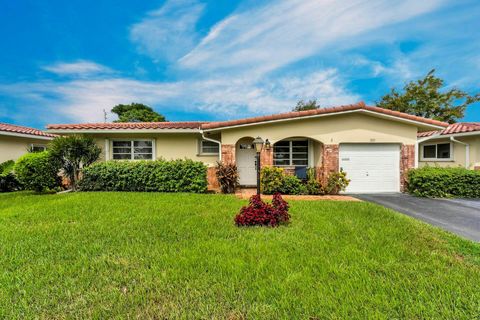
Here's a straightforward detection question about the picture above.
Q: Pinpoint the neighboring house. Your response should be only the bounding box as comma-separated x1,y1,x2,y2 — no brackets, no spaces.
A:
47,102,447,193
418,122,480,170
0,123,57,163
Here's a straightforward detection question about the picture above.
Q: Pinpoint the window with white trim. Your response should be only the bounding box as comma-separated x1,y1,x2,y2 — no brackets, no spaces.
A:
112,140,153,160
200,139,219,154
273,140,308,166
422,143,451,160
30,144,47,153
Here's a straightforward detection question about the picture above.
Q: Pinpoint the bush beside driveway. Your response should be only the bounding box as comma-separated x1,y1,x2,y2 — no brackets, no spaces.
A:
407,167,480,198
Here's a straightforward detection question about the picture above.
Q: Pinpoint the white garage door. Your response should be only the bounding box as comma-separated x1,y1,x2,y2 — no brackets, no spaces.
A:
339,144,400,193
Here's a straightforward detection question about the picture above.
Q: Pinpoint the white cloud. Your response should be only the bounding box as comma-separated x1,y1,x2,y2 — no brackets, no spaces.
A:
130,0,205,62
3,0,460,125
0,69,358,123
0,79,182,123
351,55,416,81
179,0,444,75
184,68,359,116
43,60,113,77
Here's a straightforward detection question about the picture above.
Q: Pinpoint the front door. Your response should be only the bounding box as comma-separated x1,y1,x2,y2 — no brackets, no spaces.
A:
236,139,257,186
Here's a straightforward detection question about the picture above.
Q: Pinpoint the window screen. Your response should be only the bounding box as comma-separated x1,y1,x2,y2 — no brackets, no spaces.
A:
273,140,308,166
112,140,153,160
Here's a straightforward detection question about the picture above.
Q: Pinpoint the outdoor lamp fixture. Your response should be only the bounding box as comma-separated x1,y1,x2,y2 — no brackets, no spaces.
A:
253,136,264,152
252,136,264,195
264,139,271,150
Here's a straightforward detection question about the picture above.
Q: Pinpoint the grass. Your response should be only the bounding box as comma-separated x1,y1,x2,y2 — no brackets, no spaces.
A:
0,192,479,319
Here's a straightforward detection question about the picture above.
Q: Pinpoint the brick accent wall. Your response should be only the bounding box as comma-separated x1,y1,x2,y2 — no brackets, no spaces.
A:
320,144,339,184
400,144,415,192
206,166,220,191
221,144,235,164
260,147,273,167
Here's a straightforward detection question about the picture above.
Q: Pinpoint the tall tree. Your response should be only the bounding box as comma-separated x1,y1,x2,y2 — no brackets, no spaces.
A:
292,99,320,111
111,103,166,122
377,70,479,123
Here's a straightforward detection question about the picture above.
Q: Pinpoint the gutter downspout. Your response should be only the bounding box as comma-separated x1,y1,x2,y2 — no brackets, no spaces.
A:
450,136,470,169
200,130,222,162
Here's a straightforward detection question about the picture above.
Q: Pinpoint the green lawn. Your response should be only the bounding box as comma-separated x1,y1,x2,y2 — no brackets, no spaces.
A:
0,192,479,319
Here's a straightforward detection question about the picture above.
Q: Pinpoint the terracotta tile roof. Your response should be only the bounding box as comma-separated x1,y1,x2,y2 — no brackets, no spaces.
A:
47,121,207,130
442,122,480,135
0,123,57,138
417,122,480,138
417,131,437,138
201,102,449,130
47,102,449,132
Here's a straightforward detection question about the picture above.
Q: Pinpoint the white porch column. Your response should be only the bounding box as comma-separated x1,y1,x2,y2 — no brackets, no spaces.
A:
104,138,110,161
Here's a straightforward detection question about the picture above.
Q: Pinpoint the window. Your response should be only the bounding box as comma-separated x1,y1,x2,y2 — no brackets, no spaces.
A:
422,143,451,160
30,144,46,153
112,140,153,160
200,140,219,154
273,140,308,166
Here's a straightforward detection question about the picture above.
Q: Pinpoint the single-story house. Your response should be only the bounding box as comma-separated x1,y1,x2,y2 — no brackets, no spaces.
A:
418,122,480,170
0,123,57,163
47,102,448,193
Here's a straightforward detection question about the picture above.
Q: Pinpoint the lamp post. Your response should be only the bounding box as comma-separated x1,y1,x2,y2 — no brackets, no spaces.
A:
252,136,264,195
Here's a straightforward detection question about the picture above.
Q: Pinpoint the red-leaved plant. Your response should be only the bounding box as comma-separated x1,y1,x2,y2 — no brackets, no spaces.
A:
235,193,290,227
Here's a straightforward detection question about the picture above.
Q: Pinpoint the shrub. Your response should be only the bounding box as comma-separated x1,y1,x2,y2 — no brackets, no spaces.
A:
305,167,323,195
0,160,15,173
280,175,308,195
407,166,480,198
0,160,21,192
14,152,61,193
260,166,284,194
235,193,290,227
49,135,102,190
271,193,290,222
0,173,20,192
215,162,239,194
79,159,207,193
325,169,350,195
261,166,319,195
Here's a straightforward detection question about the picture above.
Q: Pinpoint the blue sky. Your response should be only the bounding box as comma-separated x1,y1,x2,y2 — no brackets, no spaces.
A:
0,0,479,129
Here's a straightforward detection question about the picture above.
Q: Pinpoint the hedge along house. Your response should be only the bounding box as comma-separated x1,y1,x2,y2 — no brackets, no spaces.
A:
47,102,447,193
0,123,57,163
417,122,480,170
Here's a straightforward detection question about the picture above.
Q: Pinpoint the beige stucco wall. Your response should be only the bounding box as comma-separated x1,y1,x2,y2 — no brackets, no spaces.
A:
217,113,419,145
89,133,219,166
50,112,431,169
419,135,480,169
0,136,51,163
312,140,322,167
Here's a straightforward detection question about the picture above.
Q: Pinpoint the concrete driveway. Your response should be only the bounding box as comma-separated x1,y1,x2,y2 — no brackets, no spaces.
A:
354,194,480,242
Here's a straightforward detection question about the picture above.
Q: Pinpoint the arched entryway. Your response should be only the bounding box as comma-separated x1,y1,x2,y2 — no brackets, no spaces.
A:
236,137,257,186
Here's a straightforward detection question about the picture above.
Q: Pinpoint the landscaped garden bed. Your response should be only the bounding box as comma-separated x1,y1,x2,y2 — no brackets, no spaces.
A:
0,192,479,318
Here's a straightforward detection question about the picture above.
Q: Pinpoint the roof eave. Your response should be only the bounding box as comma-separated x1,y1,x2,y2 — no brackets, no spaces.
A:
435,131,480,139
203,109,447,132
46,128,202,134
361,109,447,130
0,131,55,140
